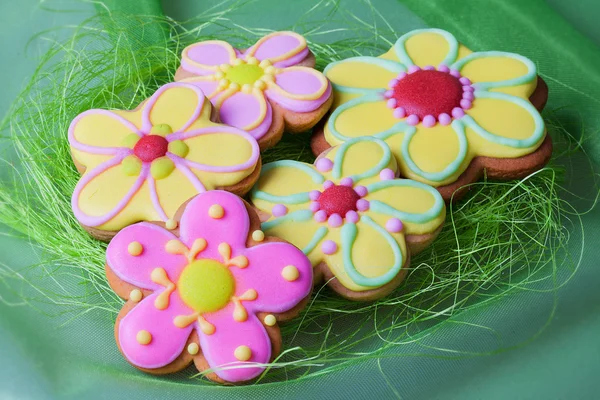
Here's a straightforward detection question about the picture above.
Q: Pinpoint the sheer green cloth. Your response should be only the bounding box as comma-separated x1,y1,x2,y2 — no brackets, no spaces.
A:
1,0,599,398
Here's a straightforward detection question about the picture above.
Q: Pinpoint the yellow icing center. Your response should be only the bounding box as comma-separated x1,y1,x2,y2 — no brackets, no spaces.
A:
225,64,264,85
178,259,235,313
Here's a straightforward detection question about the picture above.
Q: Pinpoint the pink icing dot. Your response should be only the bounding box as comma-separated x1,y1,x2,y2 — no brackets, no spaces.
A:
449,69,461,78
321,240,338,255
315,158,333,172
408,65,421,74
460,99,472,110
309,190,321,201
354,185,368,197
423,65,435,71
384,90,394,98
438,64,450,73
406,114,420,126
438,113,452,126
462,91,474,101
345,210,359,224
328,213,343,228
422,115,436,128
393,107,406,119
323,180,334,190
309,201,320,212
387,98,398,109
397,72,407,80
314,210,327,223
340,177,353,187
452,107,465,119
386,218,403,233
388,79,399,89
459,77,472,85
463,85,475,92
272,204,288,217
356,199,370,211
379,168,395,180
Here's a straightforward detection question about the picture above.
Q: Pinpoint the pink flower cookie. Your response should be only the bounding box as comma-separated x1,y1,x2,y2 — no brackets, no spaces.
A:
106,190,312,383
69,82,261,241
175,31,333,149
251,137,446,301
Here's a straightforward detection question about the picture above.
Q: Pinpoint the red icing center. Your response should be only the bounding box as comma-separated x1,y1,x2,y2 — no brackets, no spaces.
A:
133,135,169,162
319,185,360,216
392,70,463,119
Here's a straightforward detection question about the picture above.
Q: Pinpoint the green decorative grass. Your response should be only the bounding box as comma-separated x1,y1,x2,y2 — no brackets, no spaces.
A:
0,2,594,384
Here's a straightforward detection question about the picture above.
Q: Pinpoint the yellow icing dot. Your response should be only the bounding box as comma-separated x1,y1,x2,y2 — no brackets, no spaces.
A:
178,259,235,313
254,80,267,90
215,71,225,79
246,57,258,65
232,58,244,66
251,230,265,242
219,64,231,72
150,157,175,180
165,219,178,230
208,204,225,219
129,289,143,302
168,140,189,158
121,133,141,149
263,314,276,327
127,241,143,256
136,330,152,345
234,345,252,361
259,59,271,68
187,343,200,355
150,123,173,136
281,265,299,282
121,155,142,176
241,84,253,94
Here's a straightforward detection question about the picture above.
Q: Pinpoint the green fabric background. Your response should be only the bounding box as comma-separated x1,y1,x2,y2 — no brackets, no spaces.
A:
1,0,599,399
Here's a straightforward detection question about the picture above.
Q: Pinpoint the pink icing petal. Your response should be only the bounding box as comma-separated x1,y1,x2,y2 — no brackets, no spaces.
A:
356,199,370,211
328,214,343,228
340,177,353,187
354,185,368,197
379,168,395,180
107,222,187,289
438,113,452,126
168,126,260,173
118,291,193,369
199,307,271,382
315,158,333,172
182,41,237,75
68,109,140,155
219,91,270,138
264,81,331,113
235,241,312,312
141,82,206,134
393,107,406,119
246,32,309,67
274,68,325,96
184,79,220,99
178,191,250,258
71,156,147,227
309,190,322,201
314,210,327,222
345,210,359,224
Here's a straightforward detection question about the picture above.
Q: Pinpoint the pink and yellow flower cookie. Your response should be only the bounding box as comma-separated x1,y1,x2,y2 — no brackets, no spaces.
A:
106,190,312,383
251,137,446,301
69,82,261,240
312,28,551,200
175,31,333,149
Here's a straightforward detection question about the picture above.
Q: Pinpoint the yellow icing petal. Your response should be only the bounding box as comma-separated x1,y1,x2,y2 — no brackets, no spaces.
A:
146,85,202,133
325,58,399,91
403,31,455,67
121,155,142,176
331,99,397,138
150,157,175,180
168,140,189,158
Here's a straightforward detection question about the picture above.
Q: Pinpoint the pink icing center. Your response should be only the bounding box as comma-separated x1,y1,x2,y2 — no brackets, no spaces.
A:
133,135,169,162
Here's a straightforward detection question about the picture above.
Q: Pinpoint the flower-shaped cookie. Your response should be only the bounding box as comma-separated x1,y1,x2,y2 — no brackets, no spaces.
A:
251,137,445,300
175,31,332,149
314,29,549,199
69,82,260,239
106,190,312,383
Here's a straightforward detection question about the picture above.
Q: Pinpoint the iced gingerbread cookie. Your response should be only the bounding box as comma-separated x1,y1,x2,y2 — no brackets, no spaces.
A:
106,190,312,384
312,29,551,200
250,137,445,301
175,31,333,150
69,82,261,241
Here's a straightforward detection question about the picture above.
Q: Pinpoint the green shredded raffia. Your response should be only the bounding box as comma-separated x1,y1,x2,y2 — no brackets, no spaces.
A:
0,1,596,384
